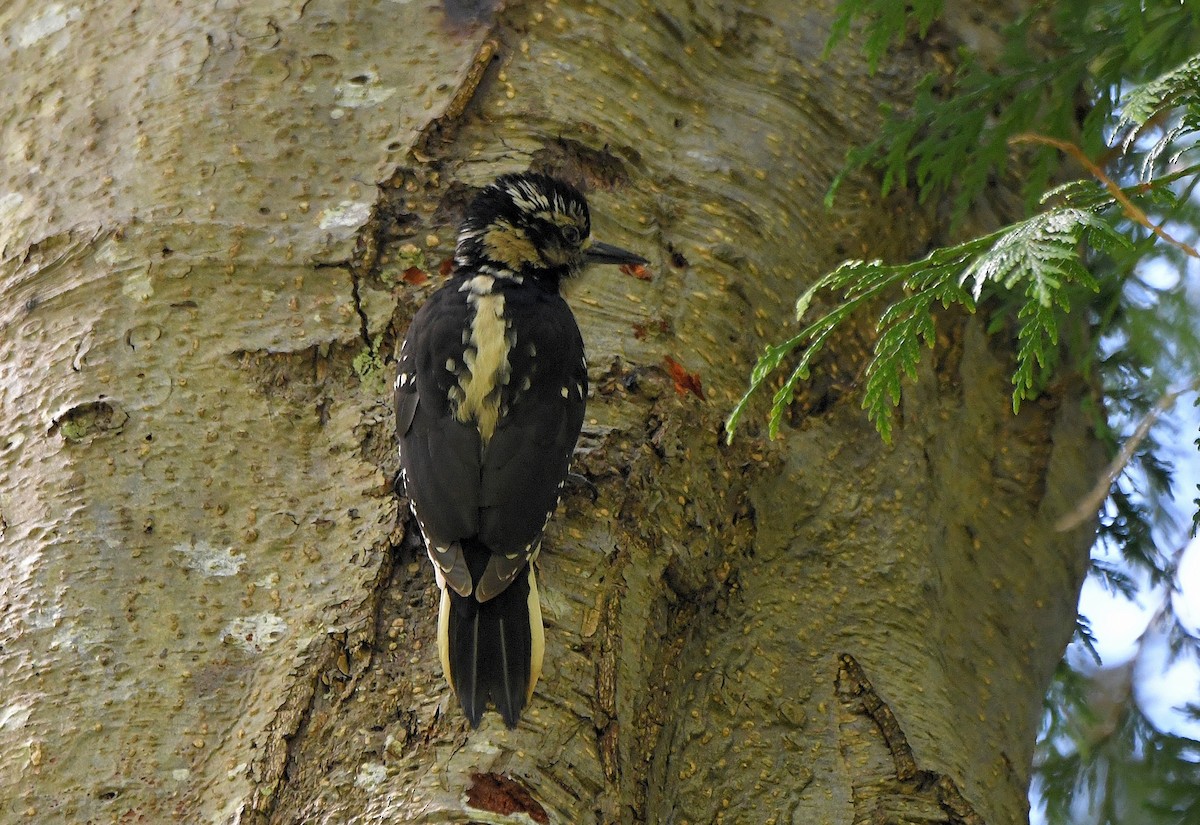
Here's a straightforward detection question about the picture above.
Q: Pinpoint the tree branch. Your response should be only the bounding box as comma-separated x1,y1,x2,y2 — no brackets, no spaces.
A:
1010,132,1200,259
1056,377,1200,531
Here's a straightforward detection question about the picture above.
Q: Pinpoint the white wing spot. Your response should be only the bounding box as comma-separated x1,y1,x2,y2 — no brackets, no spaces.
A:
560,386,569,398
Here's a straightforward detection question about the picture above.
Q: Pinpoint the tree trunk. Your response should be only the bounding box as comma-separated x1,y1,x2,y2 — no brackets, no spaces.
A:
0,1,1100,823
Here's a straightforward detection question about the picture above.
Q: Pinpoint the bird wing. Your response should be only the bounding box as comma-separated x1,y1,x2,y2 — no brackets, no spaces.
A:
397,289,481,597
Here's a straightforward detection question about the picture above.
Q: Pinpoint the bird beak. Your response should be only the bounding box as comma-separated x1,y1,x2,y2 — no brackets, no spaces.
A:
584,240,648,266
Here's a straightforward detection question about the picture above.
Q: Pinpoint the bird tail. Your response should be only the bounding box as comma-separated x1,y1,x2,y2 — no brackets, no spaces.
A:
437,544,544,728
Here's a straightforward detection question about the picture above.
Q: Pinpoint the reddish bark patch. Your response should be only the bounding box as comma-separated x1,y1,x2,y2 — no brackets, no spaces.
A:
620,262,652,280
401,266,429,285
663,355,705,400
632,318,671,341
466,772,548,824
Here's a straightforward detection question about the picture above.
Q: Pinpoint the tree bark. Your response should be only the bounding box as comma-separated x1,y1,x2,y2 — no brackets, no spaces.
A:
0,1,1100,823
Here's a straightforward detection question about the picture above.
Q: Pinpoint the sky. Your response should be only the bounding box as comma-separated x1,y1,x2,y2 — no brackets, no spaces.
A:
1030,237,1200,823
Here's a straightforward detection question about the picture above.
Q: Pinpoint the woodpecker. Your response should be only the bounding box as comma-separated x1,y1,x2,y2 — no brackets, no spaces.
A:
395,172,646,727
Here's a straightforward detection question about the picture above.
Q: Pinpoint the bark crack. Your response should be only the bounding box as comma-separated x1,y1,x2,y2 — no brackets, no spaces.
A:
413,37,500,160
836,653,986,825
243,546,395,825
596,581,624,789
348,267,372,348
837,653,919,782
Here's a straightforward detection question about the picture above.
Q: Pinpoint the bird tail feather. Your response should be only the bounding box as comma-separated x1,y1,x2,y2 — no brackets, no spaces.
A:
438,546,543,728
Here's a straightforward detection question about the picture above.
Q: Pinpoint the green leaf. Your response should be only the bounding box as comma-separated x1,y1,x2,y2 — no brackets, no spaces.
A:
961,208,1113,303
1118,51,1200,136
728,199,1124,443
823,0,945,72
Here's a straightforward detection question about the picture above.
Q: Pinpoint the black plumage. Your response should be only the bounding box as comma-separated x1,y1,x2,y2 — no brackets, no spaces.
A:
396,172,645,727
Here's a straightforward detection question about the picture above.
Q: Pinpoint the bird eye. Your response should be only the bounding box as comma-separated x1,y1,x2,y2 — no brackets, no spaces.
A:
562,225,582,245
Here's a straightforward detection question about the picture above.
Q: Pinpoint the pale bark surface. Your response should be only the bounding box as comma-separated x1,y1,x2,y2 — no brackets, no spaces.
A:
0,2,1099,824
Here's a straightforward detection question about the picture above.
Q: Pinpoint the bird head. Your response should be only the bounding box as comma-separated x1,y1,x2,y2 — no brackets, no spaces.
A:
453,172,646,286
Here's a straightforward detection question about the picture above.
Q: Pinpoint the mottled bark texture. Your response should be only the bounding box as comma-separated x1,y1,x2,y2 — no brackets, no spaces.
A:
0,1,1099,823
